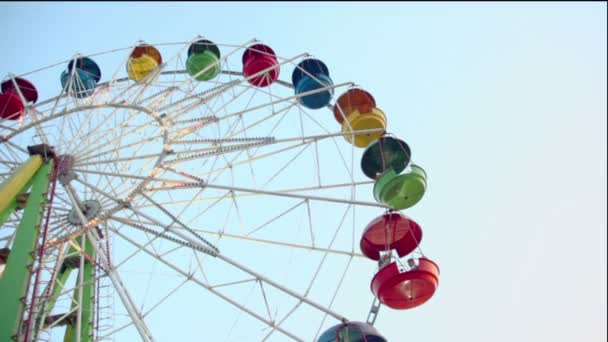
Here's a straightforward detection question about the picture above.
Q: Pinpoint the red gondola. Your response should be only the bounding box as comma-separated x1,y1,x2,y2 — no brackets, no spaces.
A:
371,258,439,310
242,43,280,87
360,212,422,261
0,78,38,120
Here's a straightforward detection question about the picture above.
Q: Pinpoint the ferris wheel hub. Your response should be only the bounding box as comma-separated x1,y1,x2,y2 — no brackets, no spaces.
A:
56,154,75,184
67,199,101,226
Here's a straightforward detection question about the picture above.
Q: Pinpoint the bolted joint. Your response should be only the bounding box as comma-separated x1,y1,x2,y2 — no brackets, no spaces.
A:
56,154,76,184
26,144,56,161
16,193,29,210
118,199,132,209
0,247,10,265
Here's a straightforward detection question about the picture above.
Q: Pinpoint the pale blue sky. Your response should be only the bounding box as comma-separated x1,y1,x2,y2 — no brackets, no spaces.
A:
1,2,606,341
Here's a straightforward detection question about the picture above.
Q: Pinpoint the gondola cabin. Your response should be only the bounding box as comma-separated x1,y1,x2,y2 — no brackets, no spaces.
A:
186,39,221,81
360,212,422,261
0,78,38,120
373,164,427,210
242,43,280,87
371,258,439,310
318,322,387,342
361,136,411,180
127,44,162,81
292,58,334,109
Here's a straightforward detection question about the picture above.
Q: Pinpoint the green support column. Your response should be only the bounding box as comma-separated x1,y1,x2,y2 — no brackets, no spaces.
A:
0,160,52,341
0,155,43,215
0,195,19,228
81,236,96,342
64,236,96,342
0,178,34,228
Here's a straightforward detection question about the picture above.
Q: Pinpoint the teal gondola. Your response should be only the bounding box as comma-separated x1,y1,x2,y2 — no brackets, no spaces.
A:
61,57,101,98
292,58,334,109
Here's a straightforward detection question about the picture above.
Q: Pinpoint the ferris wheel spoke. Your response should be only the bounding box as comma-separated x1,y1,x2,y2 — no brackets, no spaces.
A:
78,156,157,201
312,140,322,187
146,180,386,208
75,152,166,167
261,143,311,188
56,110,82,155
48,205,70,213
72,168,179,184
168,52,308,124
151,39,255,113
140,277,189,318
205,128,380,188
160,80,241,118
150,165,374,205
313,256,355,341
108,215,209,270
160,187,231,225
302,203,353,298
216,253,348,322
70,180,220,260
60,182,155,341
0,158,20,176
69,112,160,160
168,116,219,141
87,230,155,342
167,90,250,140
47,71,80,139
170,135,279,146
164,138,308,174
107,218,176,275
108,226,305,342
74,131,163,165
108,197,352,331
114,42,201,103
62,102,132,158
225,101,296,139
208,277,258,290
0,123,18,133
262,300,303,341
167,114,219,127
136,191,219,252
100,265,181,330
111,206,356,337
163,138,277,165
216,80,353,126
1,136,29,157
179,226,364,258
299,108,358,182
135,85,177,107
2,103,158,143
107,52,168,106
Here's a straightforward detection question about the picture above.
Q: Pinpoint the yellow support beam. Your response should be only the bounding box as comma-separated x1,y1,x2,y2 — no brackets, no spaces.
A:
0,155,43,215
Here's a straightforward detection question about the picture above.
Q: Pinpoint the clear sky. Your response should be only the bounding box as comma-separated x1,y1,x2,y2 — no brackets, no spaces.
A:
1,2,606,342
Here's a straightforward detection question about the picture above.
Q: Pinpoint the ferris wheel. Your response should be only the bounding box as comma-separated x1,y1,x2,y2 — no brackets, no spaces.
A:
0,37,440,342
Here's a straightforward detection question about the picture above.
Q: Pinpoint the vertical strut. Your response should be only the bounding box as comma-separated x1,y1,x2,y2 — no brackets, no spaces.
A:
63,236,96,342
80,236,96,342
0,159,53,341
